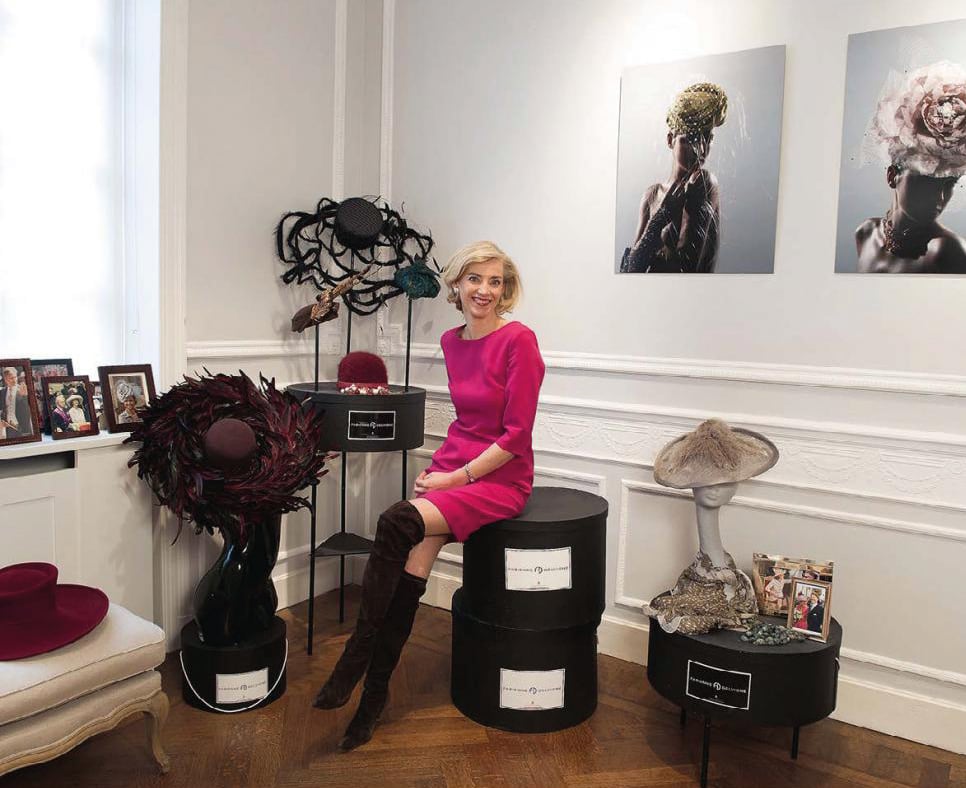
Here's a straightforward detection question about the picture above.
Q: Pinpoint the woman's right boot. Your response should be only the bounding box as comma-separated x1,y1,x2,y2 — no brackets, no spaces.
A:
313,500,425,709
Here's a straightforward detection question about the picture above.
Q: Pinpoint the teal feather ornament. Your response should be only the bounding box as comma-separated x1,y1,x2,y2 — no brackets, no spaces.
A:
393,258,440,299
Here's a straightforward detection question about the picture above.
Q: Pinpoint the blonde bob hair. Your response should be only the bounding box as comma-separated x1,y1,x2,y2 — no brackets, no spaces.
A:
442,241,522,315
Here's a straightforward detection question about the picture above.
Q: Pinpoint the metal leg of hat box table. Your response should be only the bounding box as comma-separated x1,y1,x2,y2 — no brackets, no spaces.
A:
682,709,803,786
700,716,711,788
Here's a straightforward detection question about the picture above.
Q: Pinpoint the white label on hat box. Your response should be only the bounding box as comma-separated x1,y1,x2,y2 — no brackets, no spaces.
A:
216,668,269,704
504,547,572,591
499,668,566,710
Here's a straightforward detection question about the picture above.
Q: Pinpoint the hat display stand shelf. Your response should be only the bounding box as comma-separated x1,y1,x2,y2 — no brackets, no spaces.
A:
450,487,608,733
287,296,425,655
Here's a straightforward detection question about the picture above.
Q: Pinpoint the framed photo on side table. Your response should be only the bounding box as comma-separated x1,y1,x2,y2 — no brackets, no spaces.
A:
752,553,834,617
0,359,43,447
98,364,157,433
787,579,832,642
41,375,99,440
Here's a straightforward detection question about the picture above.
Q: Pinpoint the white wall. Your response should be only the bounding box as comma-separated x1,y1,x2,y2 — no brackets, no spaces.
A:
375,0,966,754
156,0,385,647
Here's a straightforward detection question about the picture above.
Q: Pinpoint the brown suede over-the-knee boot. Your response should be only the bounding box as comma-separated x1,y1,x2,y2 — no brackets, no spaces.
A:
339,569,427,751
313,500,425,709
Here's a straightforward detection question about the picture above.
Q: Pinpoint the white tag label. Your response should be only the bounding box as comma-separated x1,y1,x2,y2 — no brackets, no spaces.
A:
499,668,566,710
504,547,572,591
215,668,269,704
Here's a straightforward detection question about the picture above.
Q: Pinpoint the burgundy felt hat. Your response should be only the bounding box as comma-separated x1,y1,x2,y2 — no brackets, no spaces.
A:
0,563,109,660
337,351,390,395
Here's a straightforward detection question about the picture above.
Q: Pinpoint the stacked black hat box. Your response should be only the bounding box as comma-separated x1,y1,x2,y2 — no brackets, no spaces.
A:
450,487,608,733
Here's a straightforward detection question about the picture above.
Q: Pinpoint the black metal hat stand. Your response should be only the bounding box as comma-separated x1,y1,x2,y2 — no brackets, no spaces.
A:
289,295,424,655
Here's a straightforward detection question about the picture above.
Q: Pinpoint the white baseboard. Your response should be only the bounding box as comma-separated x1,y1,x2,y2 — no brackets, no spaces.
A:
423,571,966,755
273,557,344,614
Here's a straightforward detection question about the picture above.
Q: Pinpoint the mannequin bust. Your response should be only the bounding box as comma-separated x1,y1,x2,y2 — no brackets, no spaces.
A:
693,482,736,567
642,419,778,635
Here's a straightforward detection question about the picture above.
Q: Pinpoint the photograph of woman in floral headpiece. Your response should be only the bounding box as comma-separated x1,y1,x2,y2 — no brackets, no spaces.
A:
614,45,786,274
836,20,966,273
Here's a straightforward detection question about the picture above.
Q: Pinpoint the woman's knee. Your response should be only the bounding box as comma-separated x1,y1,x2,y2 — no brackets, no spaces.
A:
372,500,426,559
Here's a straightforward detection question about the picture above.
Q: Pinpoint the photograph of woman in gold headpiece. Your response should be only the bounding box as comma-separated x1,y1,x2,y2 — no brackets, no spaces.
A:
614,46,786,275
622,83,727,273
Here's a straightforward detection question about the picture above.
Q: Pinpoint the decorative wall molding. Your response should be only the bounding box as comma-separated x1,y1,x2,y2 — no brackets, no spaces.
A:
420,387,966,510
394,340,966,398
185,335,343,361
615,479,966,690
380,0,395,202
158,0,188,391
157,0,189,644
331,0,348,202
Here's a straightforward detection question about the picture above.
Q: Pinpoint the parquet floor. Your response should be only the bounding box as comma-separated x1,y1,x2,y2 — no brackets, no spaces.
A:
5,587,965,787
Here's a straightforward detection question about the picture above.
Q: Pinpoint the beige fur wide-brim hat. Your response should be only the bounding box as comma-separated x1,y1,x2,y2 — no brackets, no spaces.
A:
653,419,779,489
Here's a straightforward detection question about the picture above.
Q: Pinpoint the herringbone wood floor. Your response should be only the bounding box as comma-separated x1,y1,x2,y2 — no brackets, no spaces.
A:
5,587,965,787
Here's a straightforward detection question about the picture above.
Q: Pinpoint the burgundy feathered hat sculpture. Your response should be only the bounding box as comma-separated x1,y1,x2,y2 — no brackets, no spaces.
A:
125,371,329,545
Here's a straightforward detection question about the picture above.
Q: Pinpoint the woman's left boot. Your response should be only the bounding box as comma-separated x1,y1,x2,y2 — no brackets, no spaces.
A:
339,570,427,752
314,501,425,709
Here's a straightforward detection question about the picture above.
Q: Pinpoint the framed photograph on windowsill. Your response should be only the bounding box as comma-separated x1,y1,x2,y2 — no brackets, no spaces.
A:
98,364,156,433
787,579,832,642
0,359,43,448
30,358,74,433
42,375,99,440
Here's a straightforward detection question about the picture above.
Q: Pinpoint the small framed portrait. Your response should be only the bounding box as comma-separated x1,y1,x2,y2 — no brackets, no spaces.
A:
787,579,833,642
30,358,74,433
91,381,106,430
752,553,834,617
41,375,99,440
98,364,156,433
0,359,43,447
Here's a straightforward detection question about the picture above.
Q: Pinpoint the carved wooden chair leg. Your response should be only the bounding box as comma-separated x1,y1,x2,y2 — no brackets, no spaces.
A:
145,690,170,773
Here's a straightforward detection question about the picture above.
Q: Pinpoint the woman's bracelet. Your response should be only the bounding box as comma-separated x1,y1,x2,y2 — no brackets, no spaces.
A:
463,463,477,484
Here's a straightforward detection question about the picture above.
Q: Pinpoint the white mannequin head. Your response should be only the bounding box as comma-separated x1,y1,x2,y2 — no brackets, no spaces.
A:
692,481,738,510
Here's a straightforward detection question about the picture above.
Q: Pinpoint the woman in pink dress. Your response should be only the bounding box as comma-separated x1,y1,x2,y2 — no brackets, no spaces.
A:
314,240,545,751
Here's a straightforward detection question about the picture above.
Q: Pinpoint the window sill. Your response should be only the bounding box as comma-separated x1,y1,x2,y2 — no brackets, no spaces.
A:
0,432,130,461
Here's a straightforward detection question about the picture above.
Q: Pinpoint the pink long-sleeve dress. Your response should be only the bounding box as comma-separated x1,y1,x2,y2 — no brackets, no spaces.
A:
419,320,545,542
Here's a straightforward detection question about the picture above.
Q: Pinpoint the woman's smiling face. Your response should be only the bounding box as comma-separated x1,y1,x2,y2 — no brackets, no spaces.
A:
458,258,505,319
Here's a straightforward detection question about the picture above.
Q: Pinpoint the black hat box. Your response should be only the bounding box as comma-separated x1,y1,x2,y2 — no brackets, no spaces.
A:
450,487,608,733
286,383,426,452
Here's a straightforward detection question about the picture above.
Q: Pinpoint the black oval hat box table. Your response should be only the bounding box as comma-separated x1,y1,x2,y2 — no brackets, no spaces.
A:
180,617,287,713
647,604,842,788
451,487,607,733
286,382,426,452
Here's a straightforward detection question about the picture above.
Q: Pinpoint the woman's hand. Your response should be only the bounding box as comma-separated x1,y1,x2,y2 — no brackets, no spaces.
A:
413,469,464,495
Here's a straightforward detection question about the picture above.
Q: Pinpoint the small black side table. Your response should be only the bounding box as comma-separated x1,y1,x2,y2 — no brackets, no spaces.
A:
647,615,841,787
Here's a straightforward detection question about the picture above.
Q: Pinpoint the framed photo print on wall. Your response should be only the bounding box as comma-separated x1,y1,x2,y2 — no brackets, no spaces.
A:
98,364,156,433
30,358,74,433
835,18,966,273
0,359,43,447
615,45,786,274
787,579,833,642
42,375,99,440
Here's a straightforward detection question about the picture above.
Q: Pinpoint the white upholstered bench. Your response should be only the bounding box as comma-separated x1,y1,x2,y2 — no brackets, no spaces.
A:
0,603,169,777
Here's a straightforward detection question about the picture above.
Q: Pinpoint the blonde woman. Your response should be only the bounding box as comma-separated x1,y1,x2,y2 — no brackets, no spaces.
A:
314,240,545,751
